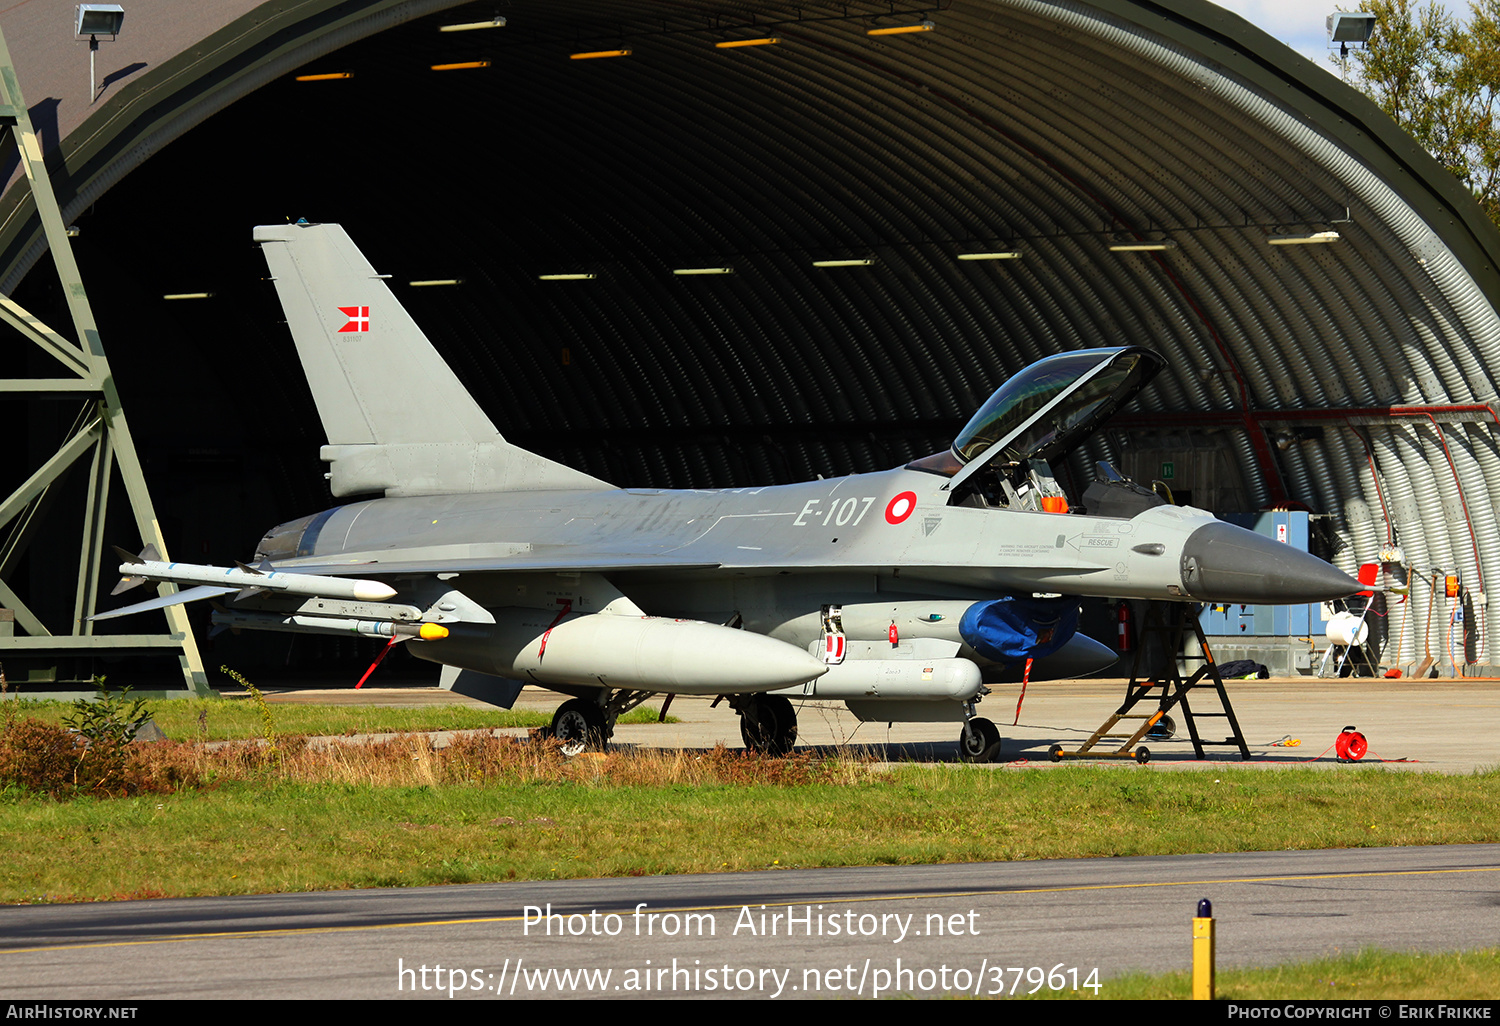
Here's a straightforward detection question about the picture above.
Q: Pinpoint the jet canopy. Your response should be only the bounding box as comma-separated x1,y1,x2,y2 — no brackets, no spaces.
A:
951,346,1162,471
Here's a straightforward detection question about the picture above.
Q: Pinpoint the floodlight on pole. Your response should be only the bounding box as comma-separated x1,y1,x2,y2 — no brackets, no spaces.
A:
1328,12,1376,81
75,4,124,103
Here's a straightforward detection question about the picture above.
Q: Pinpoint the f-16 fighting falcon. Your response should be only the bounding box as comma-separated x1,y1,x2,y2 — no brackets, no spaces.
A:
97,222,1360,762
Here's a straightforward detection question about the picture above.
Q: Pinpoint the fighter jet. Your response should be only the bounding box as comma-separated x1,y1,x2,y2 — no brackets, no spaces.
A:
97,222,1360,761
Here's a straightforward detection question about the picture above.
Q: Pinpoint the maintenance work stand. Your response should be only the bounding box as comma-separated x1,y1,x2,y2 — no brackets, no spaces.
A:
1050,603,1252,763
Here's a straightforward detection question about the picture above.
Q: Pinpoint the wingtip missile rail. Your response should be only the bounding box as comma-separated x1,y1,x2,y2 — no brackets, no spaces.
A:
108,553,397,603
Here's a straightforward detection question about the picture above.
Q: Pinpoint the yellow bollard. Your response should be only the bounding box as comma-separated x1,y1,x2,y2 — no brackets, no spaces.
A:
1193,898,1215,1000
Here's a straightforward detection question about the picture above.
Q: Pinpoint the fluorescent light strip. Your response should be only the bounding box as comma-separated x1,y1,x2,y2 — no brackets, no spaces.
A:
1267,231,1341,246
867,21,934,36
538,273,596,281
956,251,1022,261
672,267,734,276
1108,241,1177,252
812,258,875,267
431,61,490,71
715,37,780,48
571,49,631,60
439,17,506,32
295,72,351,81
408,279,463,287
163,292,213,300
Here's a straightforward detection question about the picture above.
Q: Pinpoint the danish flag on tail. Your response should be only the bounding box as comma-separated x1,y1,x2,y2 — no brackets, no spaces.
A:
337,306,370,333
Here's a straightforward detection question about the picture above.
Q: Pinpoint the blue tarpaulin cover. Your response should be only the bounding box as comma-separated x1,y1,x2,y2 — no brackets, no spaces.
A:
959,596,1081,663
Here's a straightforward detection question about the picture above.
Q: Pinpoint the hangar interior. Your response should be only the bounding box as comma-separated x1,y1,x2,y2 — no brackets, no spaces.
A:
4,0,1500,681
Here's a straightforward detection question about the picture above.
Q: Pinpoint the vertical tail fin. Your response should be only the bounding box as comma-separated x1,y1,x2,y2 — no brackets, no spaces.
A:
254,222,610,497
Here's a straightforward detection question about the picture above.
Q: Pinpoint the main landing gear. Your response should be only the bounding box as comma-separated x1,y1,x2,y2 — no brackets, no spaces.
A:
732,694,798,756
547,689,801,758
550,698,608,757
546,688,657,756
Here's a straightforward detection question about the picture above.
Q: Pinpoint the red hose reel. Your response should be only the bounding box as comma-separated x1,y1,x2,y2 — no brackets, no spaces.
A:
1335,726,1368,762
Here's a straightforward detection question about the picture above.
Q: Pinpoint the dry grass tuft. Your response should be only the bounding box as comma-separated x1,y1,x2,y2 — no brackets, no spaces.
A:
270,733,883,788
2,719,884,798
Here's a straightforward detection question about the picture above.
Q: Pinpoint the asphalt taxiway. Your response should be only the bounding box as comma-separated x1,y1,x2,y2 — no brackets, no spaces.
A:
253,677,1500,772
2,845,1496,999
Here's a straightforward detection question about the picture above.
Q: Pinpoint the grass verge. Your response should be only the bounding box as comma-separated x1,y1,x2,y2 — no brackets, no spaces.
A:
2,698,673,740
1023,948,1500,1000
0,744,1496,902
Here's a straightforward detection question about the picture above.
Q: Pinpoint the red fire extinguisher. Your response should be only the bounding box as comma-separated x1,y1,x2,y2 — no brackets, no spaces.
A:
1117,601,1132,652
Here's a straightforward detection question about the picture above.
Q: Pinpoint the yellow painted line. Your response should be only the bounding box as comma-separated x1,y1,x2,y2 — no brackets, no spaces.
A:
4,864,1496,955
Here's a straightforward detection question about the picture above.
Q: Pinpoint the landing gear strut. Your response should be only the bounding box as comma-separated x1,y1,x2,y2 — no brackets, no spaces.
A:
736,694,798,756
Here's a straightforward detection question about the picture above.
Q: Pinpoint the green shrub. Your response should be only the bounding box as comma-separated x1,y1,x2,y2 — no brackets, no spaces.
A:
62,679,152,746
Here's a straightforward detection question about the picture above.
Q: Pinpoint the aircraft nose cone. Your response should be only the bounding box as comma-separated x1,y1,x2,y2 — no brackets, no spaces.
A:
1180,522,1361,604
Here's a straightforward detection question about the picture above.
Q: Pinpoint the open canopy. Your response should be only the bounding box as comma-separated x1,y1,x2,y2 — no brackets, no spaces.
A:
952,346,1163,472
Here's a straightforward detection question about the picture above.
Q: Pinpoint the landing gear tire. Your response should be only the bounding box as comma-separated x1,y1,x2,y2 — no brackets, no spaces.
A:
551,699,607,757
739,695,797,756
1146,714,1175,741
957,717,1002,764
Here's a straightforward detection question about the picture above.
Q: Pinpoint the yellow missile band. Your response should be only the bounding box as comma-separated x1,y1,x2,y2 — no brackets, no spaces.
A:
419,623,450,640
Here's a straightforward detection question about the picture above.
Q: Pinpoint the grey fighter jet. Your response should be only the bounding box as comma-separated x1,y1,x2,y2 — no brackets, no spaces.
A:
98,222,1359,761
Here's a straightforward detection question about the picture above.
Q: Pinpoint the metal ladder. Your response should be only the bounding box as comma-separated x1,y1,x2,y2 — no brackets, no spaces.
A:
1050,603,1251,763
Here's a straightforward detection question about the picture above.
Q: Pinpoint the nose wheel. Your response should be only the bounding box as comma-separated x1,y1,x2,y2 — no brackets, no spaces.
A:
957,716,1002,763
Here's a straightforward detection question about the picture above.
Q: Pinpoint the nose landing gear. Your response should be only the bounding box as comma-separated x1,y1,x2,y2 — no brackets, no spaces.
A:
957,714,1002,763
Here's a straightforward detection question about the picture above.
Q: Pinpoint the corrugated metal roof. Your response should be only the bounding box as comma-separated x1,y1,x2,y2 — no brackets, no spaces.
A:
8,0,1500,668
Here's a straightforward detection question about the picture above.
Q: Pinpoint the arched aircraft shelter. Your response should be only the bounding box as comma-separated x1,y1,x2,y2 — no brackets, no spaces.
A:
5,0,1500,677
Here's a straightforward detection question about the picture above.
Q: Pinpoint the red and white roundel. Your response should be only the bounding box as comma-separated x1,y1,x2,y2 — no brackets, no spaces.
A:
885,491,917,525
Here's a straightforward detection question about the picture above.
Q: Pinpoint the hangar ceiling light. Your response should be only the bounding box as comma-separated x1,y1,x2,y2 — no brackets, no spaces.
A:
714,37,780,49
672,266,735,275
431,61,490,70
570,49,631,60
812,257,875,267
1108,240,1177,252
538,272,597,280
439,16,506,33
295,72,351,81
1267,230,1342,246
956,250,1022,261
867,20,935,36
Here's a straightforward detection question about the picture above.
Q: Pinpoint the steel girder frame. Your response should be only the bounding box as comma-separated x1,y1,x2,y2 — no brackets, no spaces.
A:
0,26,208,694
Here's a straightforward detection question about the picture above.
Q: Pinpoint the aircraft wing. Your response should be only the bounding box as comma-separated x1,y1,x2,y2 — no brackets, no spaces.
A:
265,550,1102,585
267,552,724,577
